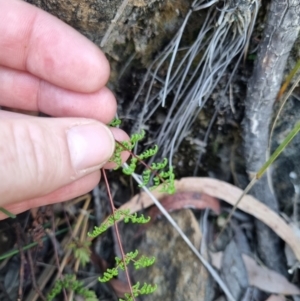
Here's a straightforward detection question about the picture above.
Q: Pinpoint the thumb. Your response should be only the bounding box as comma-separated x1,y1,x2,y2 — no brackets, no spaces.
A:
0,112,115,206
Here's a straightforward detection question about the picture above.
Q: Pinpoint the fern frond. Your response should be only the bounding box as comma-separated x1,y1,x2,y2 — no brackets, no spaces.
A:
134,255,156,269
139,169,151,187
88,210,150,238
123,213,150,224
88,209,130,238
153,176,160,187
138,282,157,295
109,143,124,168
147,166,175,194
160,167,175,194
138,145,158,160
109,140,133,169
119,140,133,151
47,275,97,301
130,130,146,146
99,268,119,282
120,282,157,301
122,157,138,175
68,240,91,267
109,118,122,127
99,250,151,283
150,158,168,170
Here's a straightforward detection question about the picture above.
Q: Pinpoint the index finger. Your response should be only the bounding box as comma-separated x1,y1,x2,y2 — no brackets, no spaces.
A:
0,0,110,93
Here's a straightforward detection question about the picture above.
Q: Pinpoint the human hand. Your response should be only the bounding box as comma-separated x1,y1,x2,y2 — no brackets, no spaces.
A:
0,0,128,219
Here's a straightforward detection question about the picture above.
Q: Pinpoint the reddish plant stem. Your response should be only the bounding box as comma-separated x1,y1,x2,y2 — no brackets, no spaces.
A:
102,169,135,300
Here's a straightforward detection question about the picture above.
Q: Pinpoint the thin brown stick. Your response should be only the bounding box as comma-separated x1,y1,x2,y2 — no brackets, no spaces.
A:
23,236,46,301
15,223,25,301
63,203,74,239
57,194,91,278
102,169,135,300
49,207,68,301
25,235,71,301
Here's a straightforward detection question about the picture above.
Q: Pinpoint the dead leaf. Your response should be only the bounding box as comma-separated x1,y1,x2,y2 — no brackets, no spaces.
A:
221,241,248,300
211,252,300,295
211,251,222,269
265,295,286,301
109,279,131,298
243,255,300,295
118,177,300,261
148,191,220,219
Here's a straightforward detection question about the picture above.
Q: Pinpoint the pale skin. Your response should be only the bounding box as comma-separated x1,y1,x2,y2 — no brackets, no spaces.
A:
0,0,129,219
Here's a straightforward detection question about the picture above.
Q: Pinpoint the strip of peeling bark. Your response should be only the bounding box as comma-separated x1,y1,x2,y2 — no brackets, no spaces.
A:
243,1,300,273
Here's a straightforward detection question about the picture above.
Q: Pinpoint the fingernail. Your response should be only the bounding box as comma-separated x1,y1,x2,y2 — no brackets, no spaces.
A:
67,123,114,171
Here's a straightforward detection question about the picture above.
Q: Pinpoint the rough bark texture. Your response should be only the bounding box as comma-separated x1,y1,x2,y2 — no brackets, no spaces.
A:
26,0,123,42
243,0,300,272
26,0,191,70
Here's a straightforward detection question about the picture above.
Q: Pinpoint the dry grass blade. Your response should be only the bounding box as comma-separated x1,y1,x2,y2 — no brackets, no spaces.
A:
129,1,259,167
57,194,91,278
211,252,300,295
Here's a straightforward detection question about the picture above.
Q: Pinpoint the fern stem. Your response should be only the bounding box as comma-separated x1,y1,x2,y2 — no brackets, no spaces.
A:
116,140,168,185
102,169,135,300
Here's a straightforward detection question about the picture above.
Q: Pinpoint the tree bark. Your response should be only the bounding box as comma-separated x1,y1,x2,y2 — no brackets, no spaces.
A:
243,0,300,272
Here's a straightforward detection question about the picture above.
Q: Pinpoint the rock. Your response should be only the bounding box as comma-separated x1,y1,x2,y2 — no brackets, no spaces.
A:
120,209,213,301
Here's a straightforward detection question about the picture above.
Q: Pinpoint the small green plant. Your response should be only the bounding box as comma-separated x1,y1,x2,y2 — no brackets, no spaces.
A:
86,171,158,301
109,118,175,194
68,240,91,267
88,209,150,238
120,282,158,301
94,118,176,300
89,209,157,301
99,250,155,282
47,275,97,301
47,118,175,301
